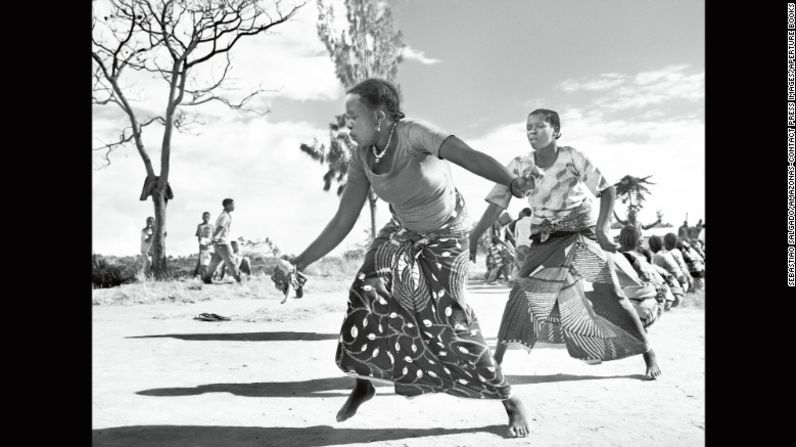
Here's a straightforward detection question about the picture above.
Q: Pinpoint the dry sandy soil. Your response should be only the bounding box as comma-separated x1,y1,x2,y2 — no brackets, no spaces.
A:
92,276,704,447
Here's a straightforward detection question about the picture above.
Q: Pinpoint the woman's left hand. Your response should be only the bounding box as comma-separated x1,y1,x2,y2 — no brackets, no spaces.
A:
596,226,618,253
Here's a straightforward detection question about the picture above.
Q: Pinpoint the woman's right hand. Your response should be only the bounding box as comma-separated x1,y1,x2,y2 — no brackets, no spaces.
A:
510,176,535,198
271,258,296,293
595,226,618,253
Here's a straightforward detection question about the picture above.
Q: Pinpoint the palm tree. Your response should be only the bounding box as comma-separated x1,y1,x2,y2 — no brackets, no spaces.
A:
613,175,663,229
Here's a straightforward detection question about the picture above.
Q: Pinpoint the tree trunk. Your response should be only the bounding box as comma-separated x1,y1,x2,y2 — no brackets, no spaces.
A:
150,191,168,279
368,188,377,242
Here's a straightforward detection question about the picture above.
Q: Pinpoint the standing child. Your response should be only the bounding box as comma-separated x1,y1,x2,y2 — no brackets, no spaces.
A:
194,211,214,278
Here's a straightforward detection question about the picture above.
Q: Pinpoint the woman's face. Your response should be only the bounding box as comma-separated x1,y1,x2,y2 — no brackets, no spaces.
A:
526,114,557,149
345,94,379,147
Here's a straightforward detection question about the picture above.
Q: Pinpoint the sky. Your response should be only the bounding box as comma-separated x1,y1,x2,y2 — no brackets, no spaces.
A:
92,0,705,257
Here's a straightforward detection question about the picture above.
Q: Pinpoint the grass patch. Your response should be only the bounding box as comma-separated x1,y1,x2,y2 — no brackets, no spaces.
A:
91,272,352,306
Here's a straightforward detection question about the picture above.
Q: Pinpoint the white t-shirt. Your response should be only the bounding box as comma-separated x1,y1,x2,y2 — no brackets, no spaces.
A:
485,147,610,229
214,211,232,244
513,216,533,248
347,118,455,233
140,227,153,253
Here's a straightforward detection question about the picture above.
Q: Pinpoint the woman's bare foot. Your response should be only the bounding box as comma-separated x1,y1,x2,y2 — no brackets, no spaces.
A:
336,379,376,422
502,396,530,438
643,349,662,380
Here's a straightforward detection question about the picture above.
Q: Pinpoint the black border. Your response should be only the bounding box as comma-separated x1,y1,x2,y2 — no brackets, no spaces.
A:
14,0,94,443
705,0,789,443
16,0,793,443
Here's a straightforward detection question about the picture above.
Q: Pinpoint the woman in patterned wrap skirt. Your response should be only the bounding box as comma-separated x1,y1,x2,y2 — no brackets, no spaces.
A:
272,78,532,438
469,109,662,379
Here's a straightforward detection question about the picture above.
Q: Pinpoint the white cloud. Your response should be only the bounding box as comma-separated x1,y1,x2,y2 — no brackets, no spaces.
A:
559,73,625,92
456,66,705,227
557,65,704,112
222,5,344,103
402,46,442,65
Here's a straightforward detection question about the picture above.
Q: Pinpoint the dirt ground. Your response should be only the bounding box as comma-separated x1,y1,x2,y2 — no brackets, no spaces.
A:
92,278,704,447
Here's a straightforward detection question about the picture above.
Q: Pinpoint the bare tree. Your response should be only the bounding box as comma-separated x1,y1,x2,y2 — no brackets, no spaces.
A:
92,0,304,278
299,0,405,240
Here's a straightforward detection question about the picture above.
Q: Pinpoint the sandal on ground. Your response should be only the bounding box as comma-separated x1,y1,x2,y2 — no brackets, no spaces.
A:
193,313,230,322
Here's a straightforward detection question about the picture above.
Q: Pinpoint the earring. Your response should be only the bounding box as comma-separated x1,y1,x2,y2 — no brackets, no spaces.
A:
376,121,382,132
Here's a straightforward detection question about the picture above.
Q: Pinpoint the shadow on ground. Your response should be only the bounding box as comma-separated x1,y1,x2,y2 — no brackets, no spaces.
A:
137,373,647,398
92,424,507,447
127,331,340,342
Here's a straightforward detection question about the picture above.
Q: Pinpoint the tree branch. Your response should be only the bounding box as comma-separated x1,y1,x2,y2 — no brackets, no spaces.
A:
172,110,205,136
186,2,304,68
185,52,234,97
180,86,273,115
92,116,164,168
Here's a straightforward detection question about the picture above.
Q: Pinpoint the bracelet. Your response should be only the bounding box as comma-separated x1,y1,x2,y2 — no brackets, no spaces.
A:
289,256,305,272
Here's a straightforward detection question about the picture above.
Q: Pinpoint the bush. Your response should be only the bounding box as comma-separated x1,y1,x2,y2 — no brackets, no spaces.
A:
92,254,134,288
92,249,365,289
303,255,362,277
343,248,366,260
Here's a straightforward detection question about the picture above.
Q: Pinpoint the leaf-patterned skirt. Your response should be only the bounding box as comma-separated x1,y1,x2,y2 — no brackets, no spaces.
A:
336,192,511,399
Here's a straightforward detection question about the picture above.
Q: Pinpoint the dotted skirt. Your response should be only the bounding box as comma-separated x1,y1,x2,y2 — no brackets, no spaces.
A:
336,193,511,399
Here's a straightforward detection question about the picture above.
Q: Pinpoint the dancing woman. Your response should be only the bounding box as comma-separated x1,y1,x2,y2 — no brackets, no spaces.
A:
470,109,661,379
273,78,532,437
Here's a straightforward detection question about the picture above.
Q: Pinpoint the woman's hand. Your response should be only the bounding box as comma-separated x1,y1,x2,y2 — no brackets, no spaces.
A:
510,176,535,198
596,225,618,253
271,258,296,293
272,257,308,301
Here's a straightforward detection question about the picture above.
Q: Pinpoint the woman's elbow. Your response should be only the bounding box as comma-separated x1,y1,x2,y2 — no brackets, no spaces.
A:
601,186,616,197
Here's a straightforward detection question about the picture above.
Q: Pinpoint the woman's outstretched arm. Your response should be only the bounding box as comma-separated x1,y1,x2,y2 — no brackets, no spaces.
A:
469,203,505,262
439,136,518,186
292,175,370,271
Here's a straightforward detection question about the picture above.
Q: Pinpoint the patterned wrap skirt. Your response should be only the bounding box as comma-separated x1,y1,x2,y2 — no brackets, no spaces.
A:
496,211,651,362
336,191,511,399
